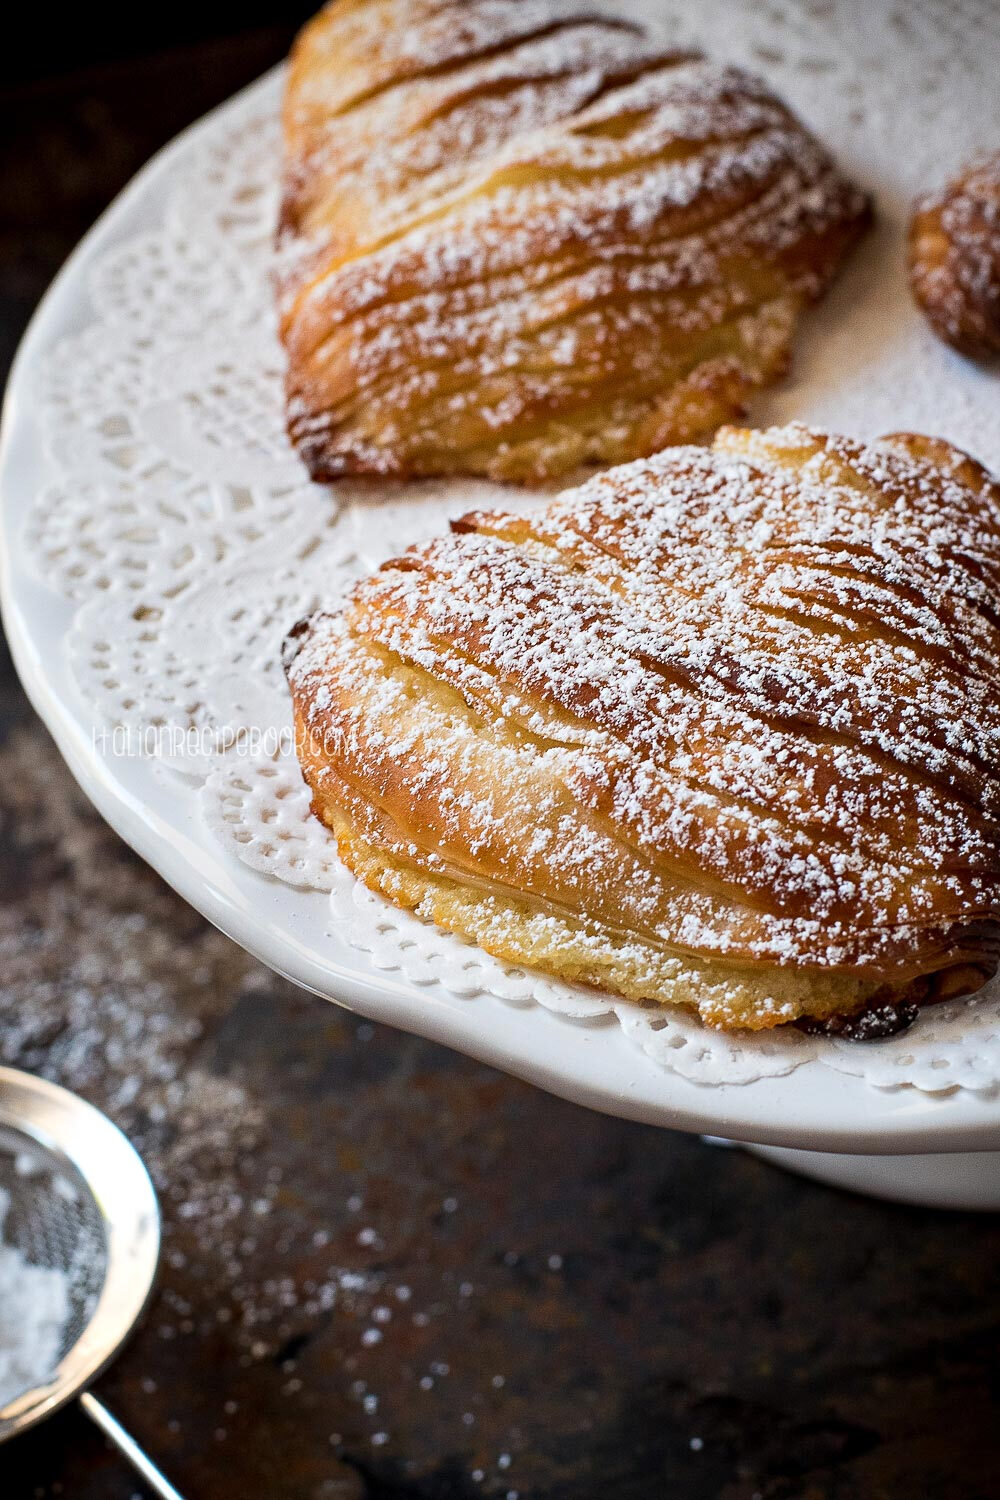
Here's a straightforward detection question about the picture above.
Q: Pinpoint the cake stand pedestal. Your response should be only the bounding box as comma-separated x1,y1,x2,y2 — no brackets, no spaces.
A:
746,1145,1000,1211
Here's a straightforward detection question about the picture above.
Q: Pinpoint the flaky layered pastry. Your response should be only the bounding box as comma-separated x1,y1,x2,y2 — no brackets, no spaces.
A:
278,0,870,486
286,425,1000,1034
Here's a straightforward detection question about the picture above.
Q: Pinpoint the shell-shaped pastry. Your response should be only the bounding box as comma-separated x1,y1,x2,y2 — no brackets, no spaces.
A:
278,1,870,485
286,425,1000,1033
909,151,1000,360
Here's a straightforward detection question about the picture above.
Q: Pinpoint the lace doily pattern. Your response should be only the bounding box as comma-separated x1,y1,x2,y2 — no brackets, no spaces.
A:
201,758,342,891
19,11,1000,1092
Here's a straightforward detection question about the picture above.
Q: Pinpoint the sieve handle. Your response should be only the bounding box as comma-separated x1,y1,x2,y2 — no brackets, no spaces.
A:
79,1391,186,1500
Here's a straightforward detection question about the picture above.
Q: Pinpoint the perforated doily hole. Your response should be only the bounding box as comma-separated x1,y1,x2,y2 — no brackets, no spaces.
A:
0,1127,107,1362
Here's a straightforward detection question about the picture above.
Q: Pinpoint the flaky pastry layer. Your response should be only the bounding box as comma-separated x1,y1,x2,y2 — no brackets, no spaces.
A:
278,0,870,485
286,425,1000,1031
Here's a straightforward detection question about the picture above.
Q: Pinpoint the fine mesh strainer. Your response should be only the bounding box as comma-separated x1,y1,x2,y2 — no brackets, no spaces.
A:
0,1066,184,1498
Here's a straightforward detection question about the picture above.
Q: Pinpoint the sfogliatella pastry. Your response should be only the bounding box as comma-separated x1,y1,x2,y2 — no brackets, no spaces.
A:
909,151,1000,360
285,425,1000,1035
278,1,870,486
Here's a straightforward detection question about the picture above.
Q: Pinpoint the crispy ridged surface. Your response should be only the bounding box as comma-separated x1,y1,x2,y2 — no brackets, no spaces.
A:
286,424,1000,1031
278,0,870,486
909,151,1000,360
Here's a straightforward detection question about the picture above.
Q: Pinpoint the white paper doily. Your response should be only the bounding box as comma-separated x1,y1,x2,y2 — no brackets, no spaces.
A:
13,3,1000,1095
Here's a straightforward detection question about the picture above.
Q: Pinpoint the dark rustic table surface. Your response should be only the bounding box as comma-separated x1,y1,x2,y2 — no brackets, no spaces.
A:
3,21,1000,1500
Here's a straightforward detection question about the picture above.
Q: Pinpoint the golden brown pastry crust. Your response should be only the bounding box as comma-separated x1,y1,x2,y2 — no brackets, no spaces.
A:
285,425,1000,1031
278,0,870,486
909,152,1000,360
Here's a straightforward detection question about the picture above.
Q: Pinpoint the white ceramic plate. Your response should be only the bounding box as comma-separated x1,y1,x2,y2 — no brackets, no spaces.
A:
4,19,1000,1155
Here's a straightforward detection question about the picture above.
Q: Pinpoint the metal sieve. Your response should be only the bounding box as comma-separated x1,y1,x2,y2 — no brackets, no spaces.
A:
0,1066,184,1498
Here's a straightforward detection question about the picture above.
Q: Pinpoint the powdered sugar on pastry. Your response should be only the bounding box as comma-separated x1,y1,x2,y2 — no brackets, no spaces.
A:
286,425,1000,1031
278,1,869,484
909,150,1000,360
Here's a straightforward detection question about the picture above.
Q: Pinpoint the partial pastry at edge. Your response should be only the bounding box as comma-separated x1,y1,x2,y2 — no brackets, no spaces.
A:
278,0,870,486
285,424,1000,1034
909,150,1000,360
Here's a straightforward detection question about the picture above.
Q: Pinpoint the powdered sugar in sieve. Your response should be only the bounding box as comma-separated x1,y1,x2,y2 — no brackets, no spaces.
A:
0,1068,182,1499
0,1138,104,1407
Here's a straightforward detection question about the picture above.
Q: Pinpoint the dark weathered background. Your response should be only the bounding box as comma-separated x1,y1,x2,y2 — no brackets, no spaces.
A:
3,16,1000,1500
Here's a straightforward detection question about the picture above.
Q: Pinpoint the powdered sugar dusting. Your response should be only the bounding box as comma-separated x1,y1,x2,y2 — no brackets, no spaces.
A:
279,1,867,481
909,150,1000,358
290,424,1000,1022
0,1187,70,1409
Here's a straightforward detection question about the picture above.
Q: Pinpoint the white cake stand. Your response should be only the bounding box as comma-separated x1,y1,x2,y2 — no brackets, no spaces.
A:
3,20,1000,1208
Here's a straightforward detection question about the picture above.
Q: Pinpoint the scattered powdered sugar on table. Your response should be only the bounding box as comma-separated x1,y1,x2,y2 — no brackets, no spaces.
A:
0,729,552,1485
0,1185,70,1409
